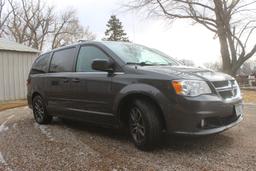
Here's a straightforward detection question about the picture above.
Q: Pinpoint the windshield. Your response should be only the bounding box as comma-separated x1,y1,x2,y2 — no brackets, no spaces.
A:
102,41,180,66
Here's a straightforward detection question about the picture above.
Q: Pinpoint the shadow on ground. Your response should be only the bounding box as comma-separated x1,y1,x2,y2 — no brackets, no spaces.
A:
50,116,235,153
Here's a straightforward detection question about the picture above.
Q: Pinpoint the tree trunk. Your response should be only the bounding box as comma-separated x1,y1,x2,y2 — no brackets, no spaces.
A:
231,61,243,76
218,32,233,75
214,0,233,76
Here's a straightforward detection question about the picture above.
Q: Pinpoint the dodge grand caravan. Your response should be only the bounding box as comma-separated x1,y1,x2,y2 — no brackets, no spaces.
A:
27,41,243,150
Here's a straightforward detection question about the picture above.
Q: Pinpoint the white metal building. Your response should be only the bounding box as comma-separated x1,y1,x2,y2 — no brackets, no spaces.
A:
0,38,40,102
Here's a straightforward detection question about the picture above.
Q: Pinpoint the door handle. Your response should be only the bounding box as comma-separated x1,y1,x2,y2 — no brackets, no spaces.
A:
63,79,69,83
72,78,80,83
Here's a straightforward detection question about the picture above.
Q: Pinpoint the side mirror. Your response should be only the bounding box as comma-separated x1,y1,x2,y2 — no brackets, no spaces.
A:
92,59,114,72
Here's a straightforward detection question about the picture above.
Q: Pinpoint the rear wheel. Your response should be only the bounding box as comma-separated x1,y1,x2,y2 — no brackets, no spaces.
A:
32,95,52,124
128,99,162,150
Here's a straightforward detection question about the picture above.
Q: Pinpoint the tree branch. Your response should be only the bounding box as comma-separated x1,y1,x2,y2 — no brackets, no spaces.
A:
174,0,214,11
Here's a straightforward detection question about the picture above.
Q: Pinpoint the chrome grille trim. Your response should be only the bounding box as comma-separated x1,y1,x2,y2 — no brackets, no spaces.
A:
212,80,240,100
215,86,237,92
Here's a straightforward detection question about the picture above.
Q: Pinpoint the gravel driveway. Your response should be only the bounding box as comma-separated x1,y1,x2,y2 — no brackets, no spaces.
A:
0,104,255,171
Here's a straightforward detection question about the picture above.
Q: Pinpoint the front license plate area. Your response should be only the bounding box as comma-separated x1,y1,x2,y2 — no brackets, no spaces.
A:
235,104,243,117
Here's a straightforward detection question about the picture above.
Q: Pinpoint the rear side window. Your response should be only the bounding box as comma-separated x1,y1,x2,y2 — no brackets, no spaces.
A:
50,48,76,72
76,46,109,72
31,53,51,74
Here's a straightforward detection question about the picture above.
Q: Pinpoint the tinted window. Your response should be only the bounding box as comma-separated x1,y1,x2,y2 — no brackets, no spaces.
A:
50,48,76,72
31,53,51,74
76,46,109,72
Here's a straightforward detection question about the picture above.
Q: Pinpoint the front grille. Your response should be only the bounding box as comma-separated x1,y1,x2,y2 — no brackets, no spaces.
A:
212,80,235,88
212,80,238,100
218,89,238,99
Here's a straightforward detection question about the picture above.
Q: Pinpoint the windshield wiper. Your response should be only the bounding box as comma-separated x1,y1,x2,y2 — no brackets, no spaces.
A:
126,62,174,66
126,62,154,66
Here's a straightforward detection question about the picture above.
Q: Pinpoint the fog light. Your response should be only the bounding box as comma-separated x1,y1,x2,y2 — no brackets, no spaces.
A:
201,119,205,128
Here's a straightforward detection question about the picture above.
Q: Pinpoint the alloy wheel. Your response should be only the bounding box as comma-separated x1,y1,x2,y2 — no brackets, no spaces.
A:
129,106,146,144
33,98,45,123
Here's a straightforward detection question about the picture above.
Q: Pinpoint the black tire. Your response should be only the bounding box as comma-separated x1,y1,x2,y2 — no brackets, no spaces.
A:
128,99,162,150
32,95,52,124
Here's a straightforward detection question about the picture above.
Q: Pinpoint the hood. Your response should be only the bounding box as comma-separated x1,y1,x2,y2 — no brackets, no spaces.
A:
136,65,234,81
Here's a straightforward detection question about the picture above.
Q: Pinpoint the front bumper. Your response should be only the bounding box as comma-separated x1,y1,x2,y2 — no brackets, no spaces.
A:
174,114,243,135
165,94,243,135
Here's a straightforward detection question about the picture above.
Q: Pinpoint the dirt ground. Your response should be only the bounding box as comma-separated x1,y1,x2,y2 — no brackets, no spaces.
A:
241,90,256,104
0,97,255,170
0,100,27,112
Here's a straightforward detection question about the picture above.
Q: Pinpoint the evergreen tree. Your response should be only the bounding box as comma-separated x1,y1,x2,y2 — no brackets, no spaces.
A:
103,15,129,42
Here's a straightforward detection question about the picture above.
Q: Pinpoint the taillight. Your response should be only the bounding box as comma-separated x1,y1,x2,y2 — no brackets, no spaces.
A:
27,78,31,86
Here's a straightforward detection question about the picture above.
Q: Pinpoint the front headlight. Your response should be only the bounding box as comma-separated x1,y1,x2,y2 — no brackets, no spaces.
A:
172,80,212,96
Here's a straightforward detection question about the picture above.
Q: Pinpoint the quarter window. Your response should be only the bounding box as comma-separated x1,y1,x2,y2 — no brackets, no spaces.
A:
76,46,109,72
50,48,76,72
31,53,51,74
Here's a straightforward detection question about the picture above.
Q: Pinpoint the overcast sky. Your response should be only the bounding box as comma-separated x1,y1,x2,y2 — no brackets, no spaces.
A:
48,0,221,65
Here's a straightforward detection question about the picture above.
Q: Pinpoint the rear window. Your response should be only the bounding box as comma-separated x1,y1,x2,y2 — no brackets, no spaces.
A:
31,53,51,74
49,48,76,72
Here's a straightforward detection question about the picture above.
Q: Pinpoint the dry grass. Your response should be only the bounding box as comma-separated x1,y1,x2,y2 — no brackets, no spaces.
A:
0,99,27,112
241,90,256,104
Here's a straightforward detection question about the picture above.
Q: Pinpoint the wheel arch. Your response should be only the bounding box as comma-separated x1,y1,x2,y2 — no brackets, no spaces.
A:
114,84,169,130
32,92,42,101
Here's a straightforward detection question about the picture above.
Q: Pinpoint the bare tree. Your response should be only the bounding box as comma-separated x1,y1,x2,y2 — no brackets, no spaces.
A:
125,0,256,76
179,59,195,66
6,0,27,43
51,9,95,49
237,60,256,75
0,0,13,36
20,0,55,50
204,61,222,71
4,0,95,50
6,0,55,50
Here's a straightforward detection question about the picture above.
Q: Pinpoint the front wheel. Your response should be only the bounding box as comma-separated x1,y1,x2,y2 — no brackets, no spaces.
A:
129,99,162,150
32,95,52,124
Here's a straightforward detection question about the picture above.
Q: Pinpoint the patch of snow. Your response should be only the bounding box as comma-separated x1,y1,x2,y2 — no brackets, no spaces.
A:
0,121,9,133
7,115,14,120
0,115,14,133
0,152,13,171
0,152,7,165
12,123,17,129
34,123,55,141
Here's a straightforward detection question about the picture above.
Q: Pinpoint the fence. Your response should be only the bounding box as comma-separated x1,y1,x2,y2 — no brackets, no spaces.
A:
236,75,256,87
